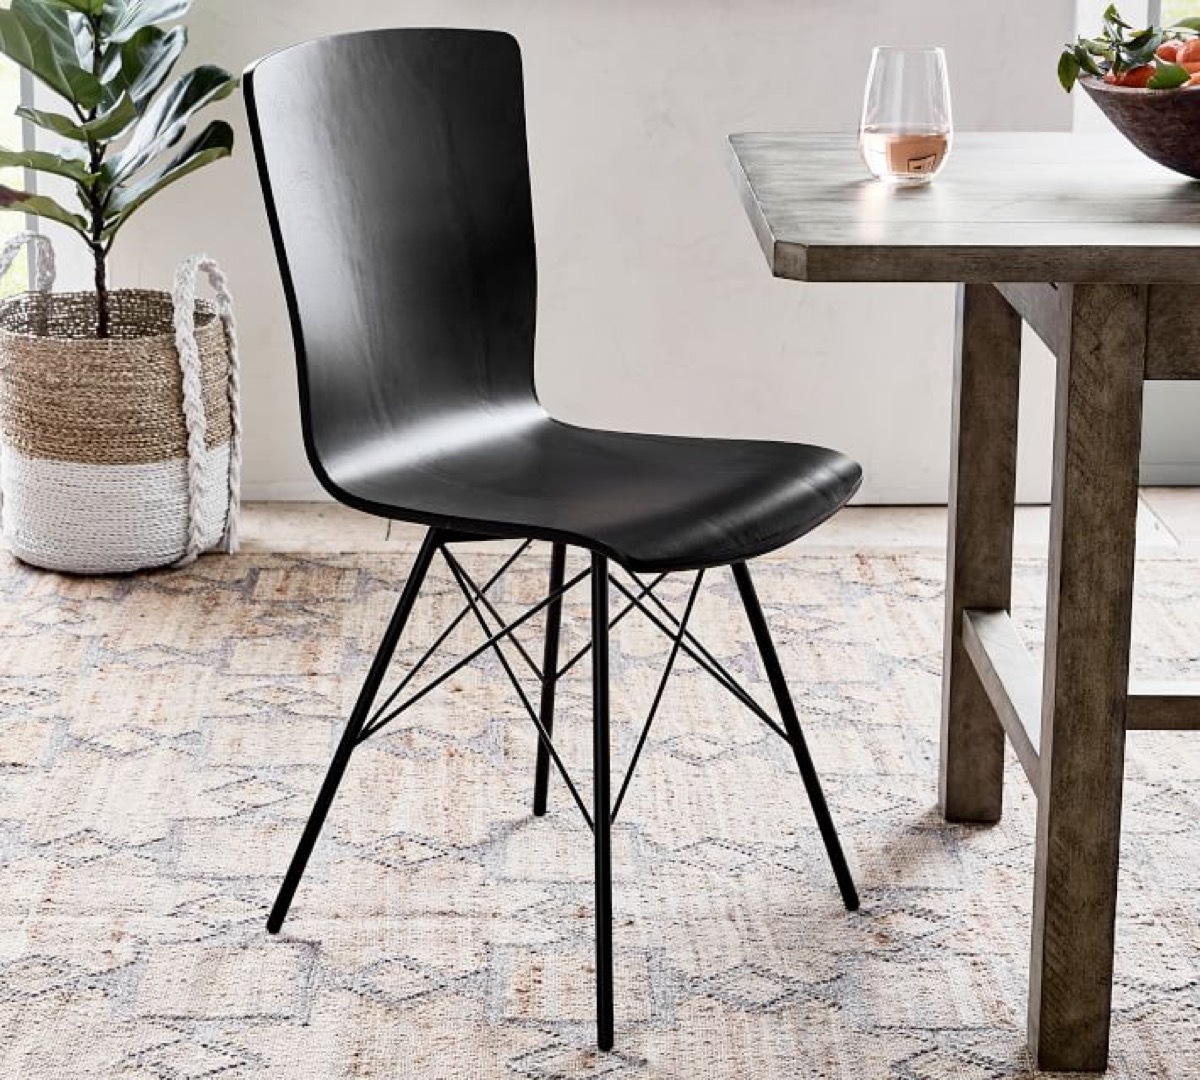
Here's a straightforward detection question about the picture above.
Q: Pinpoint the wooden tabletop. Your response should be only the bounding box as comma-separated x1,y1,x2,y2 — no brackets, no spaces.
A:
729,132,1200,284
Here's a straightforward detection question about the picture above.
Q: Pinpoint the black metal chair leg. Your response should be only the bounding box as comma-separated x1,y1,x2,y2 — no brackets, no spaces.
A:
533,543,567,816
592,553,615,1051
267,528,441,934
731,561,860,912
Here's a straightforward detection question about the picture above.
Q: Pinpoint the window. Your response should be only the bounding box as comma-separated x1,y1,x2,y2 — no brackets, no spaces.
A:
1162,1,1200,24
0,0,28,296
0,75,26,295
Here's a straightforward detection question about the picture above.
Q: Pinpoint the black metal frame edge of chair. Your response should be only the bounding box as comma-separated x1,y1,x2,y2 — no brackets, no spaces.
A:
244,27,863,1050
264,529,859,1051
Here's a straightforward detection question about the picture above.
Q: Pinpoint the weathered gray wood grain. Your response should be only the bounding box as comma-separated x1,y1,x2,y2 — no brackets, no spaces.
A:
1146,284,1200,378
962,608,1041,789
998,281,1200,380
1126,684,1200,730
996,283,1071,360
1028,283,1147,1073
729,133,1200,284
939,284,1022,823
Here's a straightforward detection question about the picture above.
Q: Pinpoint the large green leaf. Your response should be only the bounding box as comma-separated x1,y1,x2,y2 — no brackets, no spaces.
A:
1124,30,1164,66
0,146,95,186
1149,60,1191,89
104,119,232,237
68,11,95,72
0,5,103,109
1125,26,1159,51
12,0,88,74
1074,43,1105,77
103,0,192,45
1103,4,1131,31
1058,50,1081,91
19,92,139,143
109,65,236,182
16,105,91,141
40,0,106,16
105,25,186,108
0,188,89,237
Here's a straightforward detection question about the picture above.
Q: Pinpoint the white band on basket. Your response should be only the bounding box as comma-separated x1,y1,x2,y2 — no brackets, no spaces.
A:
0,236,240,570
171,255,243,565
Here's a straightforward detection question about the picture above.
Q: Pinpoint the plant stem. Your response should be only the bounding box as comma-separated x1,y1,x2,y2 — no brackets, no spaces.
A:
87,168,108,337
87,11,109,339
92,241,108,338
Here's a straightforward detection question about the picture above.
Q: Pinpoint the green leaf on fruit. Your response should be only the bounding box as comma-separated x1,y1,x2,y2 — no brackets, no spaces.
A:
1149,60,1190,88
1059,50,1081,90
1074,44,1105,77
1104,4,1131,30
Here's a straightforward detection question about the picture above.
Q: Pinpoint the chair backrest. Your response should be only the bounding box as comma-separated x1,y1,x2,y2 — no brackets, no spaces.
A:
244,29,539,491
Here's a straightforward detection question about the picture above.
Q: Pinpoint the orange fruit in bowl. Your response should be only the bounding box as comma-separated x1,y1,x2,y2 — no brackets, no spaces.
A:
1158,39,1185,61
1106,64,1156,87
1180,37,1200,63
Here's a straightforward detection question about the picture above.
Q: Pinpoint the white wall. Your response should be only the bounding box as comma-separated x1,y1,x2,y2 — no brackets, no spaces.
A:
45,0,1078,502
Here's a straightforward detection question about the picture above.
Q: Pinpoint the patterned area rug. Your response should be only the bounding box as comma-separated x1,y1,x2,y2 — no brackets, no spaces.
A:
1,545,1199,1079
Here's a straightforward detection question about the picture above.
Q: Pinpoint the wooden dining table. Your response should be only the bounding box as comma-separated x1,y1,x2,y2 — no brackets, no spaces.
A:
727,131,1200,1073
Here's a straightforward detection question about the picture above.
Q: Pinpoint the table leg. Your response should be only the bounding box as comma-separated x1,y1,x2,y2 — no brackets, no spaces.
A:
1028,283,1147,1073
940,283,1022,822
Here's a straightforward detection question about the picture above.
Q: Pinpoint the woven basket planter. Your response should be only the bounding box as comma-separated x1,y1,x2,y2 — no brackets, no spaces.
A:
0,235,241,574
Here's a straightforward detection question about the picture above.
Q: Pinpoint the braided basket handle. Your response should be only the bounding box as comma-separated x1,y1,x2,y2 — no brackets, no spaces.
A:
0,232,56,293
0,233,54,523
172,255,243,565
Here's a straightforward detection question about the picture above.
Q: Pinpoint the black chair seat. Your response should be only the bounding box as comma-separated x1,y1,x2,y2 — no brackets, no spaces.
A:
246,27,862,1052
324,412,862,572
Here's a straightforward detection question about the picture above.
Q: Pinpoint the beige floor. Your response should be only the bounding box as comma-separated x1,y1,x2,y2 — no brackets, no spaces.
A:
239,488,1197,556
8,541,1200,1077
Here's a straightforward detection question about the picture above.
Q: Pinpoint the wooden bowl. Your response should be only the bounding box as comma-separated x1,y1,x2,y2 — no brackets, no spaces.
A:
1081,76,1200,180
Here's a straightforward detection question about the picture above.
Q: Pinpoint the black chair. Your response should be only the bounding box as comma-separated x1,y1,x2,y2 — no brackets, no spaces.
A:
245,28,862,1050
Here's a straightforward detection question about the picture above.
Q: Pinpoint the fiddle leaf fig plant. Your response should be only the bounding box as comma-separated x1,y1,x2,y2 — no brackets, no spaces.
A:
0,0,236,337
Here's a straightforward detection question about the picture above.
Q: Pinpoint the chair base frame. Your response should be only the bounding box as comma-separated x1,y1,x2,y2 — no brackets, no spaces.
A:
266,527,858,1050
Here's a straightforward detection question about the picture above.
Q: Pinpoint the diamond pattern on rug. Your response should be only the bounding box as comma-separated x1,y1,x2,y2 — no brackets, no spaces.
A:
135,942,318,1020
1,547,1199,1077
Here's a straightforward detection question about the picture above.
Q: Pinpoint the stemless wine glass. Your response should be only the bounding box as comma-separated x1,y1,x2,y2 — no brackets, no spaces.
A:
859,46,952,184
